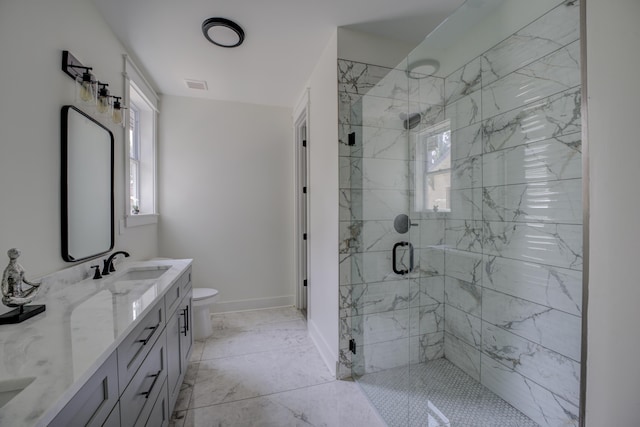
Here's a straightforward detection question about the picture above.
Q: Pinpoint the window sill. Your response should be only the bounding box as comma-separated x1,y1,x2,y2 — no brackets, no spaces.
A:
126,213,158,228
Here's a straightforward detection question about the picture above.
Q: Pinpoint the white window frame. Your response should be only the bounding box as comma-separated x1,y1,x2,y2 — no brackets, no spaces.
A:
123,55,159,227
414,119,452,213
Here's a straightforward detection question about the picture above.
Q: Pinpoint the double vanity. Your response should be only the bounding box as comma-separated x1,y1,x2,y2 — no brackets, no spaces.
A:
0,258,193,426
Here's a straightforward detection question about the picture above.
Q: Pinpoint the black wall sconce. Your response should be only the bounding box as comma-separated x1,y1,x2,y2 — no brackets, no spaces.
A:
62,50,126,126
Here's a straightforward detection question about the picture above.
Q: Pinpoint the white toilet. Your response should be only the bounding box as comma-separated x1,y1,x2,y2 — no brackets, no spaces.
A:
192,288,219,340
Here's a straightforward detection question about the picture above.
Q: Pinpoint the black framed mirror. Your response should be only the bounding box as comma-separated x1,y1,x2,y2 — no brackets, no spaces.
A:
61,106,114,262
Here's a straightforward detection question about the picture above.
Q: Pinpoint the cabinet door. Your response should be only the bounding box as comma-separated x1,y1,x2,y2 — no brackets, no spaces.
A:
48,351,118,427
166,310,182,410
179,291,193,368
103,402,121,427
145,379,169,427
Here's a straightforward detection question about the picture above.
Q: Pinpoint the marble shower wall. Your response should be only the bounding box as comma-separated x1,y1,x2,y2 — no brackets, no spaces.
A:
337,2,581,425
337,59,447,379
438,2,582,426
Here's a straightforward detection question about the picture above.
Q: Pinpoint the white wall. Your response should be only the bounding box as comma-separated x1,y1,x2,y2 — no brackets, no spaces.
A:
337,28,415,68
585,0,640,424
0,0,157,278
301,31,340,376
157,95,294,311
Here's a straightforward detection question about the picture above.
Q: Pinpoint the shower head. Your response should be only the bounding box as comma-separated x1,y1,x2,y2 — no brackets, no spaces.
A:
400,112,422,130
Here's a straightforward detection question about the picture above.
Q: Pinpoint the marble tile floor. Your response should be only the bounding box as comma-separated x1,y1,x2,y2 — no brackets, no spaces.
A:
356,359,539,427
169,306,387,427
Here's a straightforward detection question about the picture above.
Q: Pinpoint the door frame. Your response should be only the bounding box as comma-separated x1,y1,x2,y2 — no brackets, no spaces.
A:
293,89,310,312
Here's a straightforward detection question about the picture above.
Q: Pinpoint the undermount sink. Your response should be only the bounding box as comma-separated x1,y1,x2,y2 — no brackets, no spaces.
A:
0,377,35,409
116,265,170,282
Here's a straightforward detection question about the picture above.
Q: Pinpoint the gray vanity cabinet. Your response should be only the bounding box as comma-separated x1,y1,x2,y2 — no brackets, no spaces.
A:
47,266,192,427
166,275,193,410
48,351,119,427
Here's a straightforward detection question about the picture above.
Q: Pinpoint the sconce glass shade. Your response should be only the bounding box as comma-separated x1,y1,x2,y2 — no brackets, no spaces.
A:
112,108,123,125
111,97,125,126
76,71,97,104
96,83,111,114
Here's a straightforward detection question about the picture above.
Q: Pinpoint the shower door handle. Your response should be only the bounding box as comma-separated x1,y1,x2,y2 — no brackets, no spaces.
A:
392,241,414,275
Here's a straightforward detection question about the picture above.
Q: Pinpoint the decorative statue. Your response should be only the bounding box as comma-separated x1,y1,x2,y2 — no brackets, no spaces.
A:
0,248,46,324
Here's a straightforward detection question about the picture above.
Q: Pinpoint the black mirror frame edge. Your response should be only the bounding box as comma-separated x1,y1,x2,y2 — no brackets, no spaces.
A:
61,105,115,263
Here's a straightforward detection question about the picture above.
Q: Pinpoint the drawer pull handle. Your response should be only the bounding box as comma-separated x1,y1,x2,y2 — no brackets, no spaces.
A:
181,306,189,336
136,324,159,345
140,369,162,399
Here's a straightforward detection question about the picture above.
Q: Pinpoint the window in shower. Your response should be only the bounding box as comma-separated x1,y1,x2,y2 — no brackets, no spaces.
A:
414,119,451,212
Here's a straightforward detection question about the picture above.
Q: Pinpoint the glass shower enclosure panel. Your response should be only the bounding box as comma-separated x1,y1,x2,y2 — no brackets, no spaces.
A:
345,0,583,426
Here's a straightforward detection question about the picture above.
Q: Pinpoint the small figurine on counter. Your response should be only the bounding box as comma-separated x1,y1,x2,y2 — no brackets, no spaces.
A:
0,248,46,324
2,248,41,306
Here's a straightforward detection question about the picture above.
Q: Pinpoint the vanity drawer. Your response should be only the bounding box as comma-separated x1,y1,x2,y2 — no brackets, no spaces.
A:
49,351,118,427
103,402,121,427
164,268,192,315
145,379,169,427
120,330,168,427
117,300,164,393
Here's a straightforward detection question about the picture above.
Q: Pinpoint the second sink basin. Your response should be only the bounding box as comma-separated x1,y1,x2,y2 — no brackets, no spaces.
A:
117,265,170,281
0,377,35,409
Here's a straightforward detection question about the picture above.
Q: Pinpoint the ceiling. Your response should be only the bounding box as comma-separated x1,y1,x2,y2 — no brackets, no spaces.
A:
92,0,464,108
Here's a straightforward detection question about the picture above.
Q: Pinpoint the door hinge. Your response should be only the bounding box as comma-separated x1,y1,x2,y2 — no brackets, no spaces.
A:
303,233,307,240
348,132,356,146
303,186,307,194
302,139,307,147
303,279,307,287
349,339,356,354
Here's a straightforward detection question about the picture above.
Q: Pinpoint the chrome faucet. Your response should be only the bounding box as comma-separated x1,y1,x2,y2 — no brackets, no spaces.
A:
102,251,130,276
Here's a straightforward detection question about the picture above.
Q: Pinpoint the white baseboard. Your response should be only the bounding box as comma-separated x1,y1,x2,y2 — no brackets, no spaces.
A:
210,295,295,313
308,318,337,377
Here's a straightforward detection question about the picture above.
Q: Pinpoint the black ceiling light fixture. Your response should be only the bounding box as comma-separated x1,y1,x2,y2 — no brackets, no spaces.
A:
202,17,245,48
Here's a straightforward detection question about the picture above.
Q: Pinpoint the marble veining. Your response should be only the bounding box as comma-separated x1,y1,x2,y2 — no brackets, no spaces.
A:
483,255,582,316
482,40,581,119
444,304,482,349
483,221,582,270
0,258,192,427
444,277,482,317
451,155,482,190
483,179,582,224
480,354,578,426
450,122,483,161
482,133,582,188
445,57,482,105
338,60,391,96
482,288,581,361
445,90,482,131
483,88,582,153
481,1,580,87
444,332,481,381
482,321,580,405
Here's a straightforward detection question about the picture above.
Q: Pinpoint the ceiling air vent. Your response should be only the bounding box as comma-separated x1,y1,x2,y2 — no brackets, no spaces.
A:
184,79,208,90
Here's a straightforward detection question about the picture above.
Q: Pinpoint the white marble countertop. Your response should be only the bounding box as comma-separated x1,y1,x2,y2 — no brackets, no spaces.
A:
0,258,193,427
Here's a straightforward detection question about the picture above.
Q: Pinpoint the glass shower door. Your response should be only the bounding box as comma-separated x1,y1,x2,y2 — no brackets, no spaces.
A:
343,1,583,426
342,58,448,426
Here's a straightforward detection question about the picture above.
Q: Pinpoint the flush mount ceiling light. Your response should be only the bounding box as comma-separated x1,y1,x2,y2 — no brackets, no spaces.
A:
406,59,440,79
202,17,245,48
